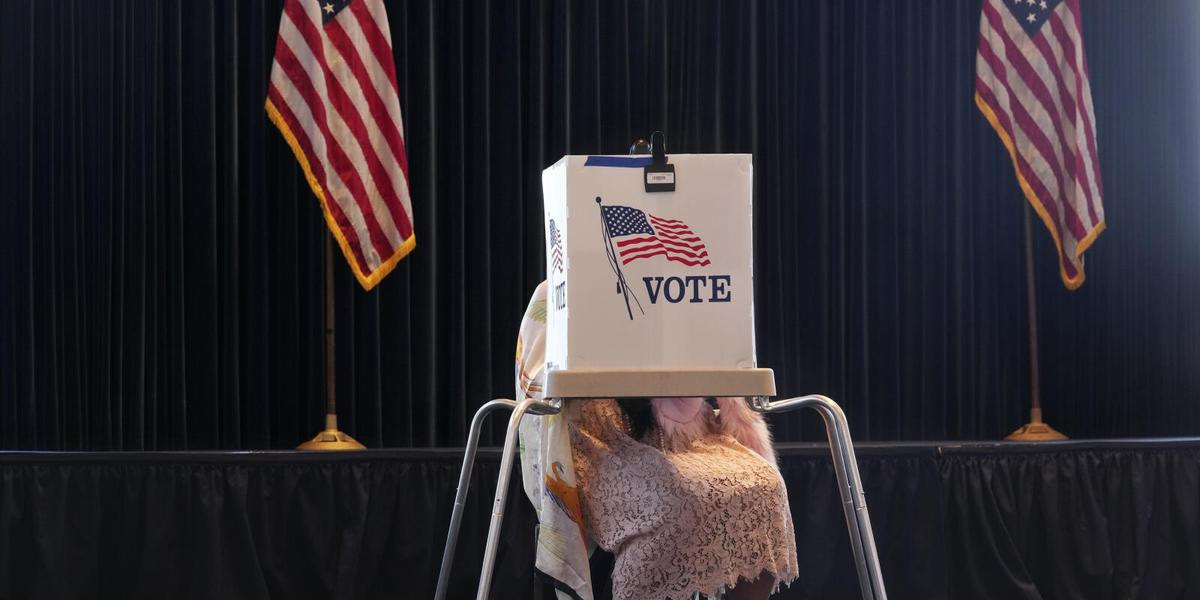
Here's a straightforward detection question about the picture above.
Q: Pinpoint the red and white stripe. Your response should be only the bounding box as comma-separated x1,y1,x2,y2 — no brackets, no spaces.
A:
976,0,1104,289
267,0,414,289
616,214,711,267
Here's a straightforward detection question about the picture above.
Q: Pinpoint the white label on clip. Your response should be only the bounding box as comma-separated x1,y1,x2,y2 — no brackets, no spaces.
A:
646,171,675,185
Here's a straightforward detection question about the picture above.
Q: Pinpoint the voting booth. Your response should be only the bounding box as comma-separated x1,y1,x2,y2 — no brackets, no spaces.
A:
542,153,754,369
435,151,887,600
538,153,776,399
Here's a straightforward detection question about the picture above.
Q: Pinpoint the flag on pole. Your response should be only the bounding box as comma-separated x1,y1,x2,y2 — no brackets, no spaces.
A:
975,0,1105,289
266,0,415,290
600,205,711,267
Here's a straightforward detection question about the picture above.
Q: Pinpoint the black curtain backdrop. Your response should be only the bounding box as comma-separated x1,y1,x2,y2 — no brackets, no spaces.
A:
2,1,1199,450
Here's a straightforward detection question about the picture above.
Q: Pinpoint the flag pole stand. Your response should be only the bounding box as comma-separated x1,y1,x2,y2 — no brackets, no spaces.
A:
1007,203,1067,442
299,231,365,451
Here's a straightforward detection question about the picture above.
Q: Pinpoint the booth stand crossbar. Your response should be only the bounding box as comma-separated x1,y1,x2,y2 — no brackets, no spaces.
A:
434,369,888,600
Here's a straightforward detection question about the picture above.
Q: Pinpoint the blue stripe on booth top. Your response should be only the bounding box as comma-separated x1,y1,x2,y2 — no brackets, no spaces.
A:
584,156,653,168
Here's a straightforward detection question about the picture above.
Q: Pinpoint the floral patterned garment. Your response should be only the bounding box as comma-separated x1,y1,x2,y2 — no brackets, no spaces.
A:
569,398,799,600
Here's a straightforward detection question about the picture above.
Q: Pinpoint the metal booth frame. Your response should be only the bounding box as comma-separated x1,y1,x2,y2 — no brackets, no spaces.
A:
435,368,888,600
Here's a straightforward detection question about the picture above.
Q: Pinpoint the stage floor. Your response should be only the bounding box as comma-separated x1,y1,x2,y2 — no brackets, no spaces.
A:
2,439,1199,599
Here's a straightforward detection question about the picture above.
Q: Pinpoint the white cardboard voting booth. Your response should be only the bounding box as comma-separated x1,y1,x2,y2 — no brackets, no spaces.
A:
542,154,756,376
439,154,885,600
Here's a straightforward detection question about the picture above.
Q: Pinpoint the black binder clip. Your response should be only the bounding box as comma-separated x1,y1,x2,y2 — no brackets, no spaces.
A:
643,131,675,193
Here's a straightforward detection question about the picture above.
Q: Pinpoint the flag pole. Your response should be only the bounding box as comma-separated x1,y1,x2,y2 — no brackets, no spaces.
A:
298,230,366,450
597,197,642,320
1006,203,1067,441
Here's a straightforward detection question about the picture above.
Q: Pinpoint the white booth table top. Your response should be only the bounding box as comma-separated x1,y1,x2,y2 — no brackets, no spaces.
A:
542,368,776,399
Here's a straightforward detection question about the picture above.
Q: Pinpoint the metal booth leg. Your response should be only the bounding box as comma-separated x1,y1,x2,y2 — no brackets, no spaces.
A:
432,396,563,600
750,395,887,600
435,399,517,600
475,397,562,600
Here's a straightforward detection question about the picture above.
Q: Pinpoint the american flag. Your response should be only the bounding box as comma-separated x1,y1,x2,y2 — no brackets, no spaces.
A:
601,206,711,267
976,0,1104,289
265,0,415,290
549,219,564,273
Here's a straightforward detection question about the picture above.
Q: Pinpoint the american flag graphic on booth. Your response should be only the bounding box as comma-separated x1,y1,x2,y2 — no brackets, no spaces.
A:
549,219,564,273
601,206,711,267
976,0,1105,289
266,0,415,290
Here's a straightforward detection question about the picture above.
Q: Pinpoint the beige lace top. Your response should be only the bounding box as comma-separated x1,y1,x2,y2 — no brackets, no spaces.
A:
568,399,799,600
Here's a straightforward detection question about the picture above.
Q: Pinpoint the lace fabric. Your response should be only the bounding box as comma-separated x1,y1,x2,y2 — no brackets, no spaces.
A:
570,399,799,600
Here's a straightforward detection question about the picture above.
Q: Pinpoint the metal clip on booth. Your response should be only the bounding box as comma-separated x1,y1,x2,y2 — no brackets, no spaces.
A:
435,368,888,600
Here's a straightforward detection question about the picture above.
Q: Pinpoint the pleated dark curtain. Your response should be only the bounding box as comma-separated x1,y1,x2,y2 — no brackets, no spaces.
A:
4,442,1200,599
2,0,1199,450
